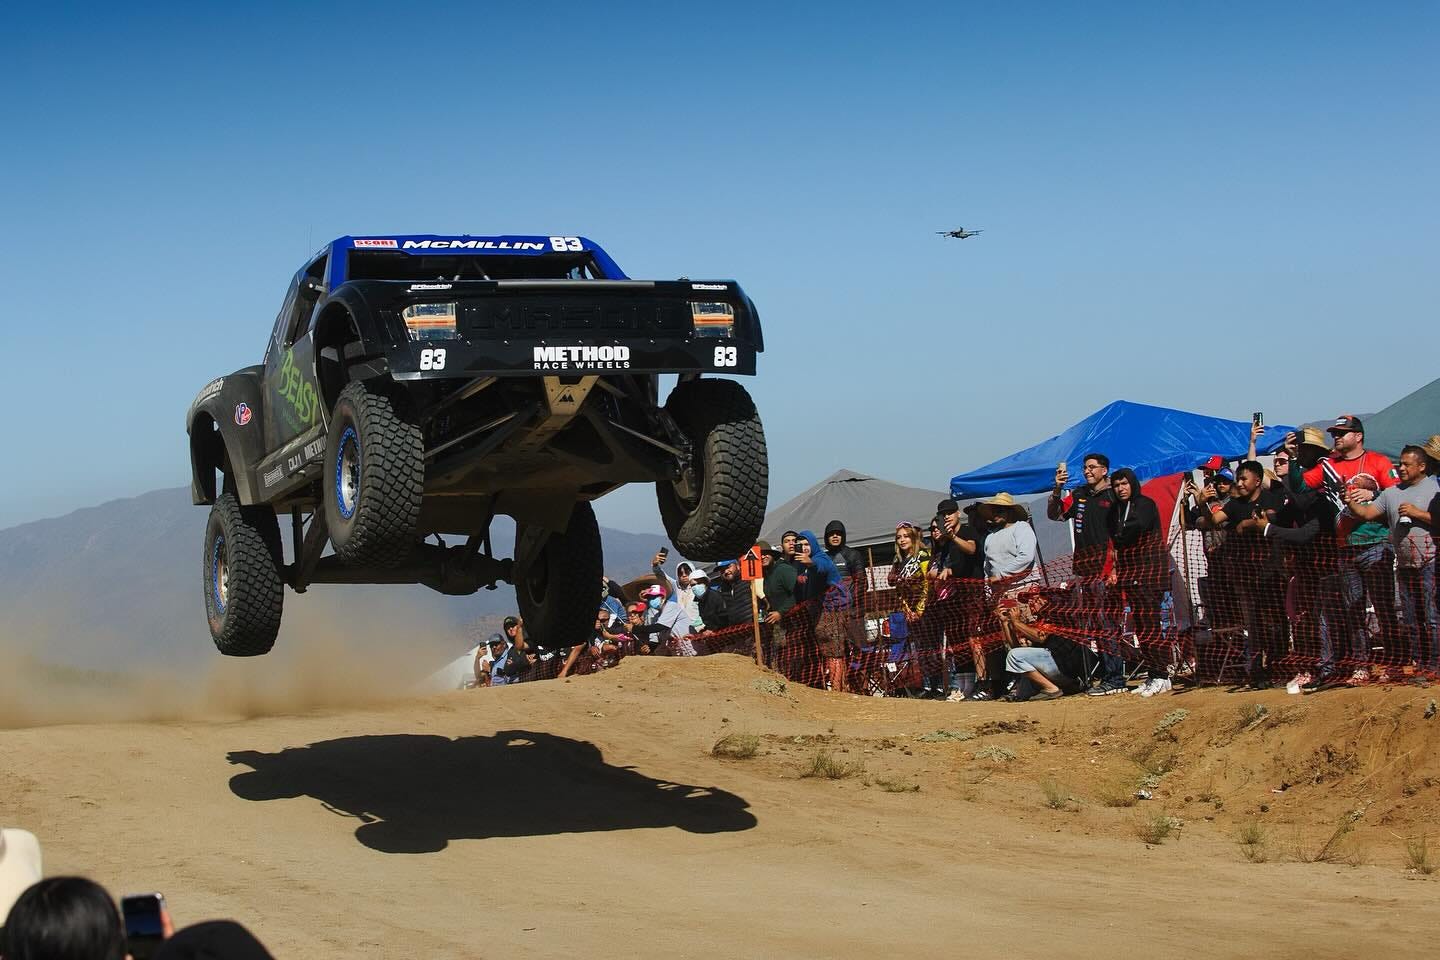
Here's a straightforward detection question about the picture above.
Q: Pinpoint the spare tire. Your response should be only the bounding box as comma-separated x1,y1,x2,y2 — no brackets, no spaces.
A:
204,493,284,657
656,378,768,560
324,380,424,567
514,501,604,652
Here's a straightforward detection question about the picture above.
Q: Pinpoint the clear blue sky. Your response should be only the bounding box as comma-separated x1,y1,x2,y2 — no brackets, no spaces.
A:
1,2,1435,531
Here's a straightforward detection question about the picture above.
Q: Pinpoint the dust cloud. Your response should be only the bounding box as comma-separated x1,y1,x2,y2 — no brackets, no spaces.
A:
0,603,465,730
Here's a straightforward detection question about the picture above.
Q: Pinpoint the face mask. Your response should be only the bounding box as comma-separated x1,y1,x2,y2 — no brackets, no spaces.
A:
692,583,707,597
600,583,609,599
647,597,662,610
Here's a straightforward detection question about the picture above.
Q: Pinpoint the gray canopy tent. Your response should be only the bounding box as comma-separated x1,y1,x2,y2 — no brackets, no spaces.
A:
1359,377,1440,459
761,468,1072,567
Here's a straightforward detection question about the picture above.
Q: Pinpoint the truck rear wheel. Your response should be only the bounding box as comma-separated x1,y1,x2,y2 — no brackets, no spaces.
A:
656,378,768,560
514,501,604,651
324,380,424,567
204,493,284,657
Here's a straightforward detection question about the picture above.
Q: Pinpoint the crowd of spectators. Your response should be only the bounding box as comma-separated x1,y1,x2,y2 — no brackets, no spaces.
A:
1,826,274,959
467,413,1439,704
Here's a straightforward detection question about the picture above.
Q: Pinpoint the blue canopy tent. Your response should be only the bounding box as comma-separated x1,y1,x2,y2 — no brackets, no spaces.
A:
951,400,1295,498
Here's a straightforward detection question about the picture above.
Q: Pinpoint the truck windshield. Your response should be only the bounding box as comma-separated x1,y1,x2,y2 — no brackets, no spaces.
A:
348,251,605,282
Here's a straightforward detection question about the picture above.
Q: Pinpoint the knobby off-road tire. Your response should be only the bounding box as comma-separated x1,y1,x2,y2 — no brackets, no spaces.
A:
324,380,424,567
656,378,768,560
514,501,604,651
204,493,284,657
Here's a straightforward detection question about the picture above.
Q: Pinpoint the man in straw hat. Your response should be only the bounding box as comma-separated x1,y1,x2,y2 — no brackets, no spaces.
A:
971,493,1038,589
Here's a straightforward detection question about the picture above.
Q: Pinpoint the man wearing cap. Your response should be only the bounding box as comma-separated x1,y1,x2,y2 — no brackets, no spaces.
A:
1048,454,1128,695
1285,415,1400,680
1346,444,1438,671
1187,466,1240,630
635,583,695,655
474,632,505,687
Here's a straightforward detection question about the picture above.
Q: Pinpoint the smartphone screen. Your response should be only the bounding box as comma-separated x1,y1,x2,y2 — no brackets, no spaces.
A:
122,893,166,960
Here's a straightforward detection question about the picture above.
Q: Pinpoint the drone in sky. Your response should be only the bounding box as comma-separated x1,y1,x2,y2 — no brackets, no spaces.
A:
937,228,984,239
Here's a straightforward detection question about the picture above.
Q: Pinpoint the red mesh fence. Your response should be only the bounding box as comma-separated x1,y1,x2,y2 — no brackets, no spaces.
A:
532,520,1437,695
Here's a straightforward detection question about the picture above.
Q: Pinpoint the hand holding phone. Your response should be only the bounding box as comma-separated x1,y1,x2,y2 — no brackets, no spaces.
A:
122,893,172,960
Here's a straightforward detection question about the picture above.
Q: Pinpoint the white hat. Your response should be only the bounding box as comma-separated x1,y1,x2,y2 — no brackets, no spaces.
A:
689,568,709,581
0,827,43,924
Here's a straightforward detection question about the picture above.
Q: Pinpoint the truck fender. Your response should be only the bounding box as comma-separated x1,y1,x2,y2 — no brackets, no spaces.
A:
186,367,268,506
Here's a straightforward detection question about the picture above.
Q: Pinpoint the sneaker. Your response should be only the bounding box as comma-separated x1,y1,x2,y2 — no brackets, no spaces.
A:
1286,672,1312,695
945,689,967,702
1346,667,1370,686
1139,678,1172,697
1087,682,1127,697
1128,679,1151,694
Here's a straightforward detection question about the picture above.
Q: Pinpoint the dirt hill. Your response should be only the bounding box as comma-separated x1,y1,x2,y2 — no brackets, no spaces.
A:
3,654,1438,959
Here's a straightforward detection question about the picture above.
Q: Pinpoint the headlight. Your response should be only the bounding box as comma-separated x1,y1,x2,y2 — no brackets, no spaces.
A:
691,302,734,338
402,302,457,341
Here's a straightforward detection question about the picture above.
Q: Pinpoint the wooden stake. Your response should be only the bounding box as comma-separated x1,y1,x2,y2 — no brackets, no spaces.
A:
750,578,765,666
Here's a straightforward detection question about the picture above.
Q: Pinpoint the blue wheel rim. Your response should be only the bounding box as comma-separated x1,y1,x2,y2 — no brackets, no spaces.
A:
336,426,360,520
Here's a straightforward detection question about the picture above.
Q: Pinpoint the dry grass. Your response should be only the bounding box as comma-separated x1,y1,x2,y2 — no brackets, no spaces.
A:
1404,834,1436,876
874,778,920,793
973,745,1016,763
1237,821,1269,863
1039,778,1074,810
1096,782,1140,808
1135,812,1182,845
1295,808,1366,864
711,733,759,760
1152,709,1189,739
801,748,863,780
1232,703,1269,734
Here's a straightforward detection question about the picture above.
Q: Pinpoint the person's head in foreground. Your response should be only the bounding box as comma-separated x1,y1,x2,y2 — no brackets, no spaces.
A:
1,876,126,960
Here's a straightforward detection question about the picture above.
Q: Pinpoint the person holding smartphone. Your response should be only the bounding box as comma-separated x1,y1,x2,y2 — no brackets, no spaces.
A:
1047,452,1127,694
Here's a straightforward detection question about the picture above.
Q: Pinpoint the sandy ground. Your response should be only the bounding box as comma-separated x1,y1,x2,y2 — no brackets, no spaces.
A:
4,653,1439,959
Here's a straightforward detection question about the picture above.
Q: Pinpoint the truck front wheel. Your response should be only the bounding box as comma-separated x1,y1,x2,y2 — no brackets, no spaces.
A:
656,379,768,560
204,493,284,657
324,380,424,566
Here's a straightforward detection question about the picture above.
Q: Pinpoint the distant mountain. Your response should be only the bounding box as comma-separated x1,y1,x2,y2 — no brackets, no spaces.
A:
0,488,666,670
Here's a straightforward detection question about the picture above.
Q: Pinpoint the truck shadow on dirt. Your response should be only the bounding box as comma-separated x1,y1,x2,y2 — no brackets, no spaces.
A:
226,730,756,853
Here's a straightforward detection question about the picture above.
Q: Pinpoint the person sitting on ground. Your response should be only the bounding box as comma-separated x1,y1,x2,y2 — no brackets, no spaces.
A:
1,826,42,932
998,593,1084,701
587,605,623,668
1,876,129,960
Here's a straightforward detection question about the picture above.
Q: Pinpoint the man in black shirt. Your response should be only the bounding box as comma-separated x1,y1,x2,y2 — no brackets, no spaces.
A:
1207,461,1290,688
1048,452,1127,695
696,560,754,630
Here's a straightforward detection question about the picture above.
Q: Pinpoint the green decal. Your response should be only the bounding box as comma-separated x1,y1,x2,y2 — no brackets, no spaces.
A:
278,348,320,426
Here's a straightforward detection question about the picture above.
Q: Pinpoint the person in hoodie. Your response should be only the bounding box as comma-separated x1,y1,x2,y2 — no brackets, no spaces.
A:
802,530,863,693
1104,468,1169,696
823,520,868,611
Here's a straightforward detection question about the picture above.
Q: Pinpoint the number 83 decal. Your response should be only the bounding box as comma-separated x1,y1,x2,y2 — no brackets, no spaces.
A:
713,346,737,367
419,348,447,370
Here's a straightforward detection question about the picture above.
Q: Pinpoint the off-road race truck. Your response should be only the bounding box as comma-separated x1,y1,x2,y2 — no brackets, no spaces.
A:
187,235,766,656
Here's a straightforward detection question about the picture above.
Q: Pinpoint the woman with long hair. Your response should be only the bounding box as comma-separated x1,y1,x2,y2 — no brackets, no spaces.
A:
1105,468,1169,695
889,522,937,695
